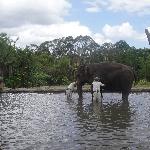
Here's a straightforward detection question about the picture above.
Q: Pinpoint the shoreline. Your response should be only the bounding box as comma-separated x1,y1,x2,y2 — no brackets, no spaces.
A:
1,85,150,93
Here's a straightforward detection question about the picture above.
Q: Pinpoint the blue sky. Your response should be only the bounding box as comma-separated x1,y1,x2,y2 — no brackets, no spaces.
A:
67,0,150,48
0,0,150,48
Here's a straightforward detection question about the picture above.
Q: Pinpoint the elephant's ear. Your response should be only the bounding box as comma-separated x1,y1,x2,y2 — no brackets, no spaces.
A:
85,66,89,75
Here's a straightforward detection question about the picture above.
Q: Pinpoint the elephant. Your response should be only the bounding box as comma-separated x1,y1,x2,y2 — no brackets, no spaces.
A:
76,62,136,101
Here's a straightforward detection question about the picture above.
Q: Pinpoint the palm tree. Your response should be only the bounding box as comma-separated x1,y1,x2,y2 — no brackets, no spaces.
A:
145,29,150,45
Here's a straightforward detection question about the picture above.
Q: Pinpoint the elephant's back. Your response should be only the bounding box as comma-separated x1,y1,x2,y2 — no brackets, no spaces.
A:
87,62,131,74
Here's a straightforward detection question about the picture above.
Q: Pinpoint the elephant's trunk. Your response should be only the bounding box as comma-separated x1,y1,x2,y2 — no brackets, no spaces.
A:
76,81,83,98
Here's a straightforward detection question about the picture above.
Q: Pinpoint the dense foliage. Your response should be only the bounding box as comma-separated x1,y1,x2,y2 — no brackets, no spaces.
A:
0,33,150,88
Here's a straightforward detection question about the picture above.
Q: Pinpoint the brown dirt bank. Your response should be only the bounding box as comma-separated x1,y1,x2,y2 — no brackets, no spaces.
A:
1,85,150,93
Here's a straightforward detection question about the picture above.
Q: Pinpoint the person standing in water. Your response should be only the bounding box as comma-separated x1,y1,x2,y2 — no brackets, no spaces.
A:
91,77,105,102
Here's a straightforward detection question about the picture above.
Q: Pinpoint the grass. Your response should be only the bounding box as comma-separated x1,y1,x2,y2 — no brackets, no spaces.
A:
134,80,150,88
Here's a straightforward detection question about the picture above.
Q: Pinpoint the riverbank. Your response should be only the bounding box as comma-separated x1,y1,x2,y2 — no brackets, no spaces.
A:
1,85,150,93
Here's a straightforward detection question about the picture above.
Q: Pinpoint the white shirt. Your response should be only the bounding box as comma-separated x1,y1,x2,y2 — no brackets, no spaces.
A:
92,81,104,92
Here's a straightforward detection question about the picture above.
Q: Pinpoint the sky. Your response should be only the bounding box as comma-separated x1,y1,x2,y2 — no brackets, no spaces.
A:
0,0,150,48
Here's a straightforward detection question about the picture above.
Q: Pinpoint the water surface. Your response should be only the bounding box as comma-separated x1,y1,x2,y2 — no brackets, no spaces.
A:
1,92,150,149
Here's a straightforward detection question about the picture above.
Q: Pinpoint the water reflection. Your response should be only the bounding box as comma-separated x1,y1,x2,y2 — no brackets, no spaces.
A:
0,93,26,149
1,93,150,149
76,96,131,128
76,96,134,147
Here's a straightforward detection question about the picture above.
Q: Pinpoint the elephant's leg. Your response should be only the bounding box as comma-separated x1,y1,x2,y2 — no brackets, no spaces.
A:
77,84,83,98
122,91,129,101
90,84,94,102
100,87,103,98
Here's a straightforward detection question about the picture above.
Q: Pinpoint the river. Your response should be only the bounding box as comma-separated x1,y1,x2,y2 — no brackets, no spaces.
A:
1,92,150,150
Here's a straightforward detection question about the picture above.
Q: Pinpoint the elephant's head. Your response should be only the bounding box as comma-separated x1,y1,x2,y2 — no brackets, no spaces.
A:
76,64,93,86
76,64,93,98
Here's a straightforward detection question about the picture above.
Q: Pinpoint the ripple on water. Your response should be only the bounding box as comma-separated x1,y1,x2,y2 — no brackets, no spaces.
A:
1,92,150,149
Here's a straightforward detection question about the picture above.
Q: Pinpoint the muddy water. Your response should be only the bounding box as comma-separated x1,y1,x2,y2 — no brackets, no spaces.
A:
1,92,150,150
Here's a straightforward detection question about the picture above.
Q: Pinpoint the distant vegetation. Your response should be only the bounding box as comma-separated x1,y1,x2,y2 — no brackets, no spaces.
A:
0,33,150,88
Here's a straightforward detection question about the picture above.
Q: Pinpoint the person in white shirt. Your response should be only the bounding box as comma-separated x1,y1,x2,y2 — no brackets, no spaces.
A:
65,82,76,99
91,77,105,102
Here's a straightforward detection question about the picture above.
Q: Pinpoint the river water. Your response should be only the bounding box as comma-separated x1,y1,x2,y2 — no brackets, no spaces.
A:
1,92,150,150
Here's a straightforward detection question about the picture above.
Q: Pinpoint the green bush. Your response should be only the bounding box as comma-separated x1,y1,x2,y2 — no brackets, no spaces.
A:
33,72,49,86
136,79,150,87
4,76,20,88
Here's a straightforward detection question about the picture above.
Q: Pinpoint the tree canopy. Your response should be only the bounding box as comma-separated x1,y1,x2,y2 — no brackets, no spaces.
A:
0,33,150,88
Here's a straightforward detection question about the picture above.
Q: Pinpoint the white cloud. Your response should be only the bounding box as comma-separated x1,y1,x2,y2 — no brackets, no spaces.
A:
0,22,92,47
0,0,147,47
0,0,71,27
0,21,146,47
108,0,150,15
86,6,100,13
102,22,146,41
84,0,150,14
93,33,111,44
84,0,107,13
